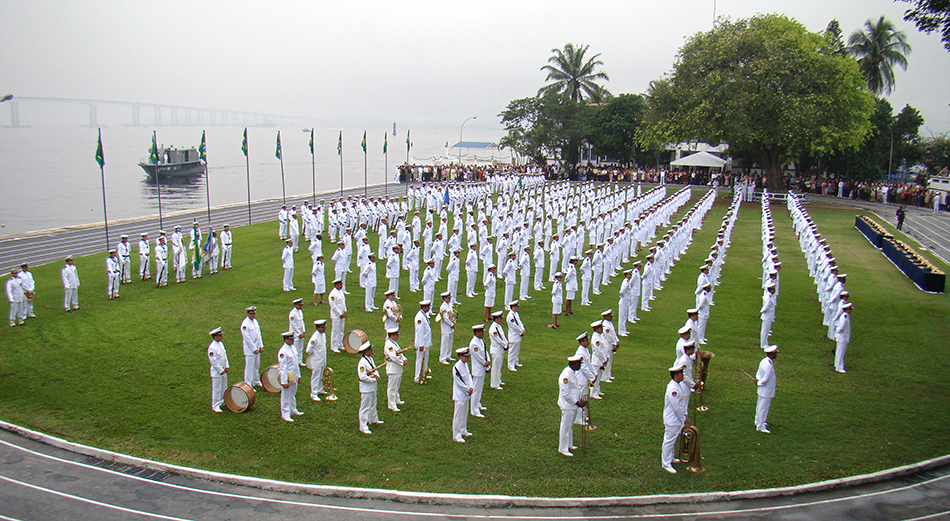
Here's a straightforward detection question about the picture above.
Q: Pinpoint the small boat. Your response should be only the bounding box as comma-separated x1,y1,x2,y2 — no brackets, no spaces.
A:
139,147,205,178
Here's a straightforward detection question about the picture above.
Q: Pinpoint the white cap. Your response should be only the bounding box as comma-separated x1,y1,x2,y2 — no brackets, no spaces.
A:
567,354,583,362
386,327,400,334
209,327,223,336
764,345,779,353
419,300,431,307
456,347,470,356
491,310,504,318
668,364,685,372
576,332,589,342
590,320,603,328
678,325,691,335
358,341,373,352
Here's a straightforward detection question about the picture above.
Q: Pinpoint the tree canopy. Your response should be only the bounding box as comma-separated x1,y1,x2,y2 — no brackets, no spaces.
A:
641,14,875,190
539,43,611,103
848,16,912,96
900,0,950,52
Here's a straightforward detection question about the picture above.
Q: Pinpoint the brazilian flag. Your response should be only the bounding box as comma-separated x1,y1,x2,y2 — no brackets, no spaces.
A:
275,131,282,160
149,131,159,165
361,131,366,153
199,130,207,162
95,129,105,168
309,129,314,154
383,133,387,154
241,128,248,157
337,131,342,156
406,130,410,151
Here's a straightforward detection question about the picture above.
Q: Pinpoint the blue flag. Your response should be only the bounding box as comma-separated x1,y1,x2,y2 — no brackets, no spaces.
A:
444,186,450,206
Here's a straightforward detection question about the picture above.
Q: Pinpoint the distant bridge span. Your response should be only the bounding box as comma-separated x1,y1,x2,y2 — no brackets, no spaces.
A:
3,96,315,128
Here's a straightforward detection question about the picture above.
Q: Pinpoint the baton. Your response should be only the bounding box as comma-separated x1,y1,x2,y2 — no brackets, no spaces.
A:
740,368,756,381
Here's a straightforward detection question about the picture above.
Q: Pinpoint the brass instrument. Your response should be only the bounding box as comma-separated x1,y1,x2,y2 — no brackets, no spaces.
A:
696,351,715,412
381,303,404,323
366,361,387,375
322,367,338,400
678,425,705,473
396,346,414,355
416,347,427,384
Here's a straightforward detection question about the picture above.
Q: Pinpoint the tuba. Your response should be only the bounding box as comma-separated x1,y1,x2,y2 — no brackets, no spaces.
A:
678,425,705,473
322,367,338,401
696,351,715,412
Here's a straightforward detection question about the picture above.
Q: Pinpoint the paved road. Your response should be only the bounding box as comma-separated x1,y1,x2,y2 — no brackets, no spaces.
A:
0,182,411,271
805,194,950,265
1,427,949,521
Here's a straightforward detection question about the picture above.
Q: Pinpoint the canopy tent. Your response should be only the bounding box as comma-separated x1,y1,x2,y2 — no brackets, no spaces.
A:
670,150,727,168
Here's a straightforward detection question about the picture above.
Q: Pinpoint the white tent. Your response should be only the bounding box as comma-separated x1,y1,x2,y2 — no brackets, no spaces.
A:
670,150,727,168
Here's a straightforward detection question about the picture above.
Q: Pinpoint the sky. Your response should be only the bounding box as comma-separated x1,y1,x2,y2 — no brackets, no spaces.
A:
2,0,949,138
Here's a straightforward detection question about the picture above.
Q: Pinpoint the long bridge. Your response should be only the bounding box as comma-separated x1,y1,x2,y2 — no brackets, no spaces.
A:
2,96,315,128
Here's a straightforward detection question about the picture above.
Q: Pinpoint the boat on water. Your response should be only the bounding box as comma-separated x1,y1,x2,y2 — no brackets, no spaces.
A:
139,147,205,178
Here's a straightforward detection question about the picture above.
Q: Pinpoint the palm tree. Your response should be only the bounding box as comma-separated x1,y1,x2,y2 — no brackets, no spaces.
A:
539,43,610,102
848,16,912,96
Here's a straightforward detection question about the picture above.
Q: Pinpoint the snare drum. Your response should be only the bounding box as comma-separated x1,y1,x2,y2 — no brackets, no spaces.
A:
224,382,256,413
261,364,282,393
342,329,368,354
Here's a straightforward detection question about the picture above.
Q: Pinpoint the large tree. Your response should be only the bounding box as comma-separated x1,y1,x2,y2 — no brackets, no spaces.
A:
848,16,912,95
641,14,875,191
585,93,647,166
539,43,610,103
498,91,586,167
900,0,950,52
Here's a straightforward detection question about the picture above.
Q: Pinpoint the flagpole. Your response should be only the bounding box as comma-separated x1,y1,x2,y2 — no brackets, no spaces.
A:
278,131,286,206
243,128,251,225
202,131,211,226
406,130,411,198
153,130,164,231
97,128,110,251
339,130,344,199
310,129,315,205
384,133,388,196
363,131,368,197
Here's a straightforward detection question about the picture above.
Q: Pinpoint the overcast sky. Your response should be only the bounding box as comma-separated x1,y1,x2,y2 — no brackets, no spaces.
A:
2,0,948,137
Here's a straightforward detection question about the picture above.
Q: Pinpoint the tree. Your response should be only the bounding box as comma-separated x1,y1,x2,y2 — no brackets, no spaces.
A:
539,43,611,103
825,100,923,180
848,16,912,96
498,91,587,168
918,134,950,173
901,0,950,52
824,20,848,56
586,94,646,166
641,14,875,191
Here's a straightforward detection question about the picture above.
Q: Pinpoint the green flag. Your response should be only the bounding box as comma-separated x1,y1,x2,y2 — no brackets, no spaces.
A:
361,131,366,153
383,133,387,154
406,130,410,151
241,128,248,157
337,131,342,156
309,129,314,154
275,131,282,160
95,129,105,168
149,131,159,165
199,130,207,162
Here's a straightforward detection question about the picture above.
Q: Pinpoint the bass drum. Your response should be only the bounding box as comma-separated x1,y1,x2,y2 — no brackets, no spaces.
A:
261,364,282,393
342,329,368,354
224,382,256,413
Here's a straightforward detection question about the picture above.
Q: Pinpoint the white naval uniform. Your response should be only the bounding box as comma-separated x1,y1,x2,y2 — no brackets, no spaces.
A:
278,342,301,421
281,244,296,291
438,301,456,363
289,306,306,362
208,339,229,411
117,240,132,283
220,229,233,268
558,365,581,455
488,320,507,389
61,262,80,310
106,255,120,298
328,287,346,352
155,241,168,286
384,337,407,410
662,377,688,468
834,312,851,372
357,354,380,433
305,329,327,399
413,309,432,383
506,309,524,370
755,356,776,431
138,239,151,279
452,358,473,441
241,316,263,387
360,260,377,311
469,335,490,415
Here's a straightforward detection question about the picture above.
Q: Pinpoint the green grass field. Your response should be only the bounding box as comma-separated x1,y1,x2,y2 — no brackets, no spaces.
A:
1,189,947,498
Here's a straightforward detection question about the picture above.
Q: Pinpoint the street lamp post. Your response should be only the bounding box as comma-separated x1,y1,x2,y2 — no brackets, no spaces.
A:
0,94,11,229
458,116,476,166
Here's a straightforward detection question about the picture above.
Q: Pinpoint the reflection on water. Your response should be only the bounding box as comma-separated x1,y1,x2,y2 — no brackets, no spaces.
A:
140,173,207,214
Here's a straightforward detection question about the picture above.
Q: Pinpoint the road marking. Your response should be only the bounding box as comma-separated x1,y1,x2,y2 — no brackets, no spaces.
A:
2,437,950,519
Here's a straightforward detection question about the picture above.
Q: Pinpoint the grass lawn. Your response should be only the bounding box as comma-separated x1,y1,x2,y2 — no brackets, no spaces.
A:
1,188,947,498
